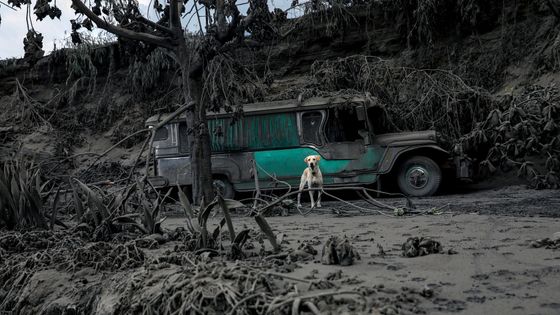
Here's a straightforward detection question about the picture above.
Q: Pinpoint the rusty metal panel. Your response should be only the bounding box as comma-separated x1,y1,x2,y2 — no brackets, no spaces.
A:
208,113,299,152
208,118,244,151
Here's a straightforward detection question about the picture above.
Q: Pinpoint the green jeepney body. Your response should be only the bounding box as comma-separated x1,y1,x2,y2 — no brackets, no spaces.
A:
146,97,448,192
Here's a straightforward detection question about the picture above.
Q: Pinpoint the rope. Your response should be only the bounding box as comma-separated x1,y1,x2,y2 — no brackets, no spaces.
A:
247,160,443,218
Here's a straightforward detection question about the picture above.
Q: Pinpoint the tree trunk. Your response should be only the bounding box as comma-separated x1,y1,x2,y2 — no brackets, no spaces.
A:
177,47,214,204
191,79,214,204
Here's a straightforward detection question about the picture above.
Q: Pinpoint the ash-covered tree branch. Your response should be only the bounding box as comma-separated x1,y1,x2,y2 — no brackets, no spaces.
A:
134,14,175,35
70,0,176,49
168,0,182,32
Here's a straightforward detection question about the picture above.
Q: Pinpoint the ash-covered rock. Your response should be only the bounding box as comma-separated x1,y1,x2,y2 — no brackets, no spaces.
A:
402,237,443,257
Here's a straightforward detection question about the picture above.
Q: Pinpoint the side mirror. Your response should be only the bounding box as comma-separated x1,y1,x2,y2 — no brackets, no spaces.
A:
358,129,370,145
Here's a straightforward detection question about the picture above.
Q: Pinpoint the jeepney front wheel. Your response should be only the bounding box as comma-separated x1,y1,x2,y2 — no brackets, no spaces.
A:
212,177,235,199
397,156,442,197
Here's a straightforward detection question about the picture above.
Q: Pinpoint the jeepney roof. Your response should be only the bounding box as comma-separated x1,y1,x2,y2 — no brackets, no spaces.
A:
145,96,367,126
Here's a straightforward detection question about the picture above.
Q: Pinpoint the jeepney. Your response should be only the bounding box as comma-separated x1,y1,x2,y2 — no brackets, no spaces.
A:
146,97,471,198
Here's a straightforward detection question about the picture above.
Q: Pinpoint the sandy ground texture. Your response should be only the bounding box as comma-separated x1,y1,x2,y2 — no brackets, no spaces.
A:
164,185,560,315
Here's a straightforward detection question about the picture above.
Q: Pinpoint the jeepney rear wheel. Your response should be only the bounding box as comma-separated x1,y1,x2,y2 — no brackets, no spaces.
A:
212,177,235,199
397,156,442,197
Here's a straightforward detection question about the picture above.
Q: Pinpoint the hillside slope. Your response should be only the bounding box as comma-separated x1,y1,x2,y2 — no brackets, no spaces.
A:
0,0,559,188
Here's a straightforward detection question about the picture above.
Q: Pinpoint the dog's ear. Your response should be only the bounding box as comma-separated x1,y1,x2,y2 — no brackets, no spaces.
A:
304,156,309,163
315,155,321,161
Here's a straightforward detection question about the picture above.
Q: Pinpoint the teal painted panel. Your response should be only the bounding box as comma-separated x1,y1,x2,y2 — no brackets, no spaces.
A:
208,113,299,152
253,147,381,182
254,148,341,178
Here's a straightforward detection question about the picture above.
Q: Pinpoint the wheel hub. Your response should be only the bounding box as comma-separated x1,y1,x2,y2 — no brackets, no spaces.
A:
407,166,429,189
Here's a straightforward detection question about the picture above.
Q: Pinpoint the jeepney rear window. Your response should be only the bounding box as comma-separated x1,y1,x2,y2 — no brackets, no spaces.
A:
154,126,168,141
301,111,323,146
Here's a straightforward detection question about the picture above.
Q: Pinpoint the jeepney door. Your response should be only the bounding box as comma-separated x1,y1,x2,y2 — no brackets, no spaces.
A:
316,106,382,184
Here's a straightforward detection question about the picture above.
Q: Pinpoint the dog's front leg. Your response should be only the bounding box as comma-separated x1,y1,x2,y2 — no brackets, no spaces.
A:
308,187,315,208
316,189,322,208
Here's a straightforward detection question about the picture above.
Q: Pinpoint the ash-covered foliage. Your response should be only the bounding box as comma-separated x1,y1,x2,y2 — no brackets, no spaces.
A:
290,0,550,47
273,53,560,188
202,54,267,114
279,55,493,142
0,159,48,230
0,226,432,315
459,86,560,189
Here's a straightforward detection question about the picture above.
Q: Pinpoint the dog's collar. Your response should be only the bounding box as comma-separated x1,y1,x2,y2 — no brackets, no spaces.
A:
309,167,319,176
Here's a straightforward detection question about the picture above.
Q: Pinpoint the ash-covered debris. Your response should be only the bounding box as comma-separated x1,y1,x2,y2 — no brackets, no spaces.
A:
402,237,443,258
74,161,130,184
72,241,146,271
531,232,560,249
321,236,361,266
289,241,319,262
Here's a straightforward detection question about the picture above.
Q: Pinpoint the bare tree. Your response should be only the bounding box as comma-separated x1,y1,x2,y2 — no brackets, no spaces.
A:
1,0,274,203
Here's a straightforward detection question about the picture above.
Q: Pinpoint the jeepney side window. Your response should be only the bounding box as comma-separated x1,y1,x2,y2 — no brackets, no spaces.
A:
178,122,190,153
301,111,323,146
325,107,366,143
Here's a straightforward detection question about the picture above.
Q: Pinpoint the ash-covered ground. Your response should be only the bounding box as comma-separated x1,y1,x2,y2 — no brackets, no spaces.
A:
2,185,559,315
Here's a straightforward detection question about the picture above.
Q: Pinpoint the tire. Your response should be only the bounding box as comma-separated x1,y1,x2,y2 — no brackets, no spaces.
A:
212,177,235,199
397,156,442,197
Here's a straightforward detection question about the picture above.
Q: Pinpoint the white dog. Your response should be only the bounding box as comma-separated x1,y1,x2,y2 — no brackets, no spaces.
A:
297,155,323,208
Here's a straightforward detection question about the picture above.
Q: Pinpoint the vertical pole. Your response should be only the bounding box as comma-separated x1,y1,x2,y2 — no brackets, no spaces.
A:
377,176,382,198
252,159,261,209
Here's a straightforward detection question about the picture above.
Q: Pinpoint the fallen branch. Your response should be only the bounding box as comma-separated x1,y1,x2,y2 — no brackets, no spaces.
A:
266,290,364,313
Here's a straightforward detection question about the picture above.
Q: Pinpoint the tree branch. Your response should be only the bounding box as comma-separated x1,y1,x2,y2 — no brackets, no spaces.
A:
71,0,176,49
215,0,228,33
214,1,241,44
135,14,175,35
214,0,266,45
169,0,182,32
